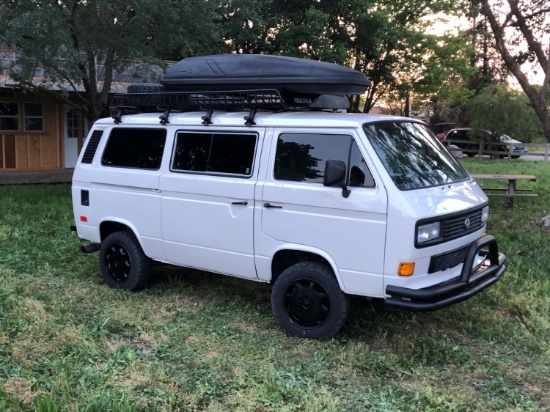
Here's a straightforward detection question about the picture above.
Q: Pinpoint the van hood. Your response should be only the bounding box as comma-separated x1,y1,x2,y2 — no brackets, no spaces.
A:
397,178,487,218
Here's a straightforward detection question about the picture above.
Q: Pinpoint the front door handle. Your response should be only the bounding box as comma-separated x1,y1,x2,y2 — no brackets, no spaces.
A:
264,203,283,209
231,201,248,205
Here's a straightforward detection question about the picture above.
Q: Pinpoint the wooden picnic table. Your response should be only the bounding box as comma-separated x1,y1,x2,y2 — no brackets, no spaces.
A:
471,174,537,208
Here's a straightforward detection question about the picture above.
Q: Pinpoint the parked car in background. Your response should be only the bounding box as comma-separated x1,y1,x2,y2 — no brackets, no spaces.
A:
433,122,455,139
443,128,527,159
499,133,528,158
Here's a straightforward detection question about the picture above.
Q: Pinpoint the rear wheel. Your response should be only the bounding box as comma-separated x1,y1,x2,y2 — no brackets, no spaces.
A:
100,231,151,291
271,262,350,339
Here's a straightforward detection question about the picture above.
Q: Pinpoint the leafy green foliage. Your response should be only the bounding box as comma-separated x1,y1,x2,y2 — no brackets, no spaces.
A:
479,0,550,141
0,0,223,122
466,85,542,142
0,170,549,410
218,0,473,114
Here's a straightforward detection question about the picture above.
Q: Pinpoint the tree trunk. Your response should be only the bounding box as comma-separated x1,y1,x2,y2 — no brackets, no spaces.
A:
481,0,550,141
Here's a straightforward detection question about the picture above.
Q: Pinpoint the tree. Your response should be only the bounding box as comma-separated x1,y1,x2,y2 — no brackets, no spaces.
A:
0,0,222,123
220,0,473,115
480,0,550,140
467,84,541,141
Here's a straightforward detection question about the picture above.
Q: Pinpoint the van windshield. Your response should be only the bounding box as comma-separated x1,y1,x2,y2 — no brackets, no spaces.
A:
363,121,469,190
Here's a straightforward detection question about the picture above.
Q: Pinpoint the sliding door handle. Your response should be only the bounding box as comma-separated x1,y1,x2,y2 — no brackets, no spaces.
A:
264,203,283,209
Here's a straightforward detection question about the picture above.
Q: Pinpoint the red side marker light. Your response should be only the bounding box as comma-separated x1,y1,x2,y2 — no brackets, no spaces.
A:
80,216,88,222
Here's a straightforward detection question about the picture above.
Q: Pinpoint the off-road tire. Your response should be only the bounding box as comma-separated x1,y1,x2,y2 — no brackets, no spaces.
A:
271,262,350,339
100,231,151,291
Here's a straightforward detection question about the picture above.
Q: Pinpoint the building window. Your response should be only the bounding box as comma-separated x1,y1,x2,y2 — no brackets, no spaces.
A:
67,109,79,138
0,102,19,131
24,103,44,132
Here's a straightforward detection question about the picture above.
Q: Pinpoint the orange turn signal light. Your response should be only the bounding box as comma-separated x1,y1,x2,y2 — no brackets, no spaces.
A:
398,262,415,276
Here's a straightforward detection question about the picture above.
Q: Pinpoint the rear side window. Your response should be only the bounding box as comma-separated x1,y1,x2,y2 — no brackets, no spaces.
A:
172,132,257,176
101,128,166,170
274,133,375,187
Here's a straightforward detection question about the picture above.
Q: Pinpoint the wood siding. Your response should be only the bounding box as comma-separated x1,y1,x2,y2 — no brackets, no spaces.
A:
0,96,63,171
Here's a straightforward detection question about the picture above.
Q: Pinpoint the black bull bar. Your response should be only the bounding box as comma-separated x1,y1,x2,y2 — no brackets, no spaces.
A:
385,236,506,311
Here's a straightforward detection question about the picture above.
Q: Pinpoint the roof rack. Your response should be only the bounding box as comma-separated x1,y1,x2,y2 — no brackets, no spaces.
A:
110,55,370,124
111,88,351,125
113,88,350,112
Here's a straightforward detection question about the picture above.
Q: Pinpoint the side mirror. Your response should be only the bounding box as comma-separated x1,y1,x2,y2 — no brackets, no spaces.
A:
324,160,346,186
324,160,351,198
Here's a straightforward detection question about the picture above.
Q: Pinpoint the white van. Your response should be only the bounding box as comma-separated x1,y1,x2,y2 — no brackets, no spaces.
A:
71,55,506,339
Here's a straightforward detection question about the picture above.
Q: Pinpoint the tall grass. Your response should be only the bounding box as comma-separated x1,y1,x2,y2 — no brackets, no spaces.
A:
1,159,549,411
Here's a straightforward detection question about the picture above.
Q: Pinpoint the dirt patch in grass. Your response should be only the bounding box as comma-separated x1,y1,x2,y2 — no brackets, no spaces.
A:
3,378,37,405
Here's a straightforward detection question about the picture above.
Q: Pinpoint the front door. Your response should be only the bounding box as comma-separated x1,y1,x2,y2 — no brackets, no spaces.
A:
64,107,86,168
259,129,388,296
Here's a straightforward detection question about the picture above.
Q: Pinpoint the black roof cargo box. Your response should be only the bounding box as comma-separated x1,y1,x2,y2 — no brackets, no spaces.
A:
161,54,370,95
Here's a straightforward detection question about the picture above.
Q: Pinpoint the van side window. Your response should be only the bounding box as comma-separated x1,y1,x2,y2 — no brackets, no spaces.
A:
172,132,256,176
348,140,375,188
101,128,166,170
275,133,374,187
275,133,349,183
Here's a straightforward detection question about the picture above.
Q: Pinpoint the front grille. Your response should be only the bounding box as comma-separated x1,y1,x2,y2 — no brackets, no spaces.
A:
428,245,469,273
443,208,483,241
416,205,485,248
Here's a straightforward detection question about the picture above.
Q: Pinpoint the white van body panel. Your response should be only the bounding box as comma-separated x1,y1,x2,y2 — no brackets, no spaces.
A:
382,179,488,290
258,127,388,296
159,127,264,279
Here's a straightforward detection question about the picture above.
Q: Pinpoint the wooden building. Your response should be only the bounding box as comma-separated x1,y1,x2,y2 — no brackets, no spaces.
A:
0,84,88,173
0,49,159,183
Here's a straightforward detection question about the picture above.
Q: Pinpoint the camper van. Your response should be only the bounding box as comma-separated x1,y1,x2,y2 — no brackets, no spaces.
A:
71,55,506,339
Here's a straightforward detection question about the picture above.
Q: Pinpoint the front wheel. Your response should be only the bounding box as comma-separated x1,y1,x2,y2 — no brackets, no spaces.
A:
100,231,151,291
271,262,350,339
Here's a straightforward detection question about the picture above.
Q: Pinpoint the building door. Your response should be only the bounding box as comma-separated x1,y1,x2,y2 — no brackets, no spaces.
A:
64,107,86,168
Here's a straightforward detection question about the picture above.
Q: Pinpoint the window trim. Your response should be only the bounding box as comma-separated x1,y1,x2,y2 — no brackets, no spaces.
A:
170,130,259,179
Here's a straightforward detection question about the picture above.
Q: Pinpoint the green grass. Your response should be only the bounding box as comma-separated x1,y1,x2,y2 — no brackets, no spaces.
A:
1,159,550,411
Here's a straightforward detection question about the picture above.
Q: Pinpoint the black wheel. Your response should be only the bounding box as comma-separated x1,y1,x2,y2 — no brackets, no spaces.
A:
100,231,151,291
271,262,350,339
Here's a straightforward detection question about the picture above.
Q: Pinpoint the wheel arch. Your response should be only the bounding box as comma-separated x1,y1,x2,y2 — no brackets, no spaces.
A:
99,219,139,242
270,245,345,291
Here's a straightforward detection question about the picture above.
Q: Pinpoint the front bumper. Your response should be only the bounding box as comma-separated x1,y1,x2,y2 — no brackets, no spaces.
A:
385,236,506,311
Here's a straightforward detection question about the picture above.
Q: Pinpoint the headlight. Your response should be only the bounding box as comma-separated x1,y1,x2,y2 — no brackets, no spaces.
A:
417,222,440,244
481,206,489,223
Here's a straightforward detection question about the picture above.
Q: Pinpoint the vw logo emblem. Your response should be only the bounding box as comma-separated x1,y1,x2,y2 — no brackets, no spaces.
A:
464,217,471,229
